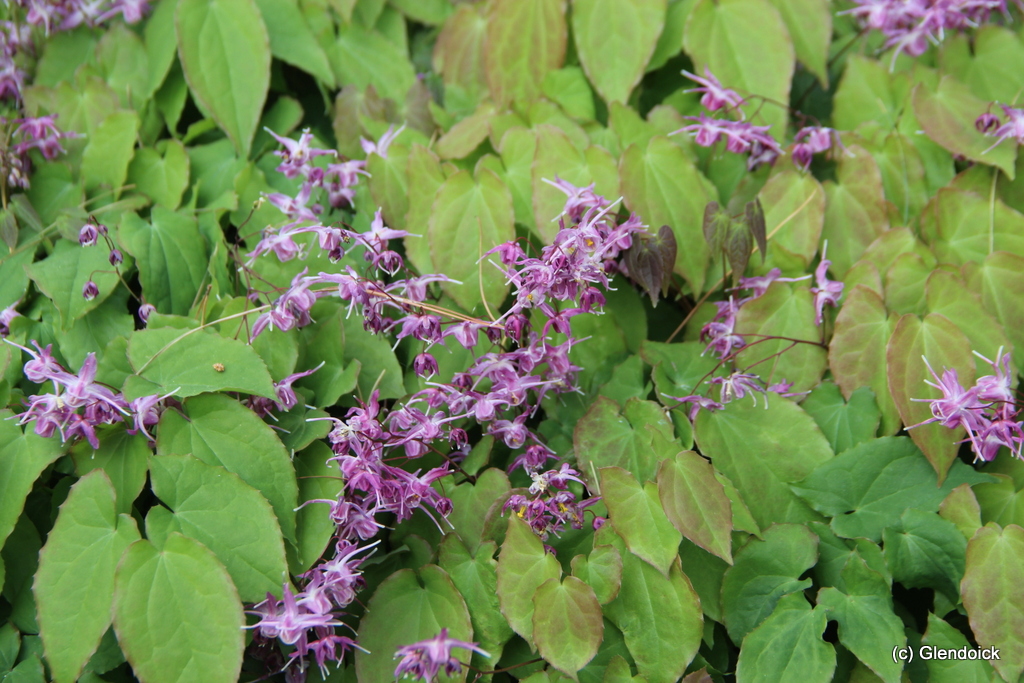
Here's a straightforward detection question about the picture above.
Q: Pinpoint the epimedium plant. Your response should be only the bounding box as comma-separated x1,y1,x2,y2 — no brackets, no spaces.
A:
0,0,1024,682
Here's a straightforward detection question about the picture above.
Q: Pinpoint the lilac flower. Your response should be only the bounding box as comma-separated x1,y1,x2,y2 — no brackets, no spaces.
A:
682,67,746,112
249,584,344,647
81,281,99,301
12,115,79,160
810,242,844,325
665,393,725,421
0,303,20,337
273,363,324,411
108,249,123,266
542,177,608,223
731,268,811,300
710,371,767,405
138,303,156,324
980,104,1024,151
266,127,335,179
701,297,746,359
360,124,404,159
792,126,841,171
672,115,783,170
843,0,1006,66
393,629,489,682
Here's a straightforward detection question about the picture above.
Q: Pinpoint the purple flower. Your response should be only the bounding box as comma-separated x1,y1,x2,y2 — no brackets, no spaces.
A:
810,242,844,325
79,223,98,246
138,303,156,324
413,352,439,378
682,67,746,112
265,127,335,179
981,104,1024,151
976,112,1001,134
710,371,767,405
665,393,725,421
82,280,99,301
108,249,122,265
0,303,20,337
360,124,404,159
274,363,323,411
672,115,783,169
393,629,489,682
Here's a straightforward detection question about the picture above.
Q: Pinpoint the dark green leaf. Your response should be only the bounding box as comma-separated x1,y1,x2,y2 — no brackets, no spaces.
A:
883,509,967,603
36,472,140,683
800,383,881,455
790,436,994,542
735,593,835,683
720,524,818,643
113,534,244,683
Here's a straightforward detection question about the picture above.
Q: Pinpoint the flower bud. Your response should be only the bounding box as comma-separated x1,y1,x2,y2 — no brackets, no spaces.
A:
413,352,439,378
108,249,123,265
82,280,99,300
138,303,156,323
976,112,1000,134
79,224,98,246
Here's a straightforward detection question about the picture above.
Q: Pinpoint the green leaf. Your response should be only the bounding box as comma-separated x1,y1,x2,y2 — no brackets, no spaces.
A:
939,483,983,541
600,526,702,683
619,136,716,294
390,0,453,24
790,436,994,542
817,554,905,683
145,0,179,94
821,147,891,278
925,269,1012,370
926,188,1024,266
176,0,271,156
445,467,511,555
26,240,122,328
428,168,514,315
541,67,596,121
912,78,1017,179
330,23,415,102
734,283,828,392
483,0,566,107
886,312,975,479
969,251,1024,372
974,473,1024,527
656,450,733,563
126,326,276,399
367,143,411,229
293,303,359,408
639,341,719,407
766,0,830,86
757,170,825,268
81,110,139,197
721,524,818,643
339,305,405,400
600,467,681,575
36,471,140,683
882,509,966,602
119,208,208,316
0,413,63,549
533,576,604,678
961,523,1024,683
800,383,881,455
683,0,794,135
693,397,833,528
922,612,999,683
71,428,151,516
148,454,288,601
156,393,298,542
439,535,513,659
829,285,901,435
96,24,149,109
113,534,244,683
127,140,190,209
575,397,677,485
496,516,561,647
938,26,1024,104
253,0,335,86
572,0,666,104
289,442,343,574
735,593,835,683
570,544,622,605
356,565,473,683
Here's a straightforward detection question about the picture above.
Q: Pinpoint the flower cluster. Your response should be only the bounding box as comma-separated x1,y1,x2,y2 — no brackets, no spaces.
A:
843,0,1006,66
667,247,842,421
911,348,1022,461
671,68,784,170
792,126,843,171
502,463,599,540
393,628,489,682
977,104,1024,151
241,129,636,679
6,340,172,447
13,0,150,34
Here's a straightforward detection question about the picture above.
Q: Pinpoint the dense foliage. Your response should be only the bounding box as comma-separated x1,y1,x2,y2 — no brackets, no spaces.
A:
1,0,1024,682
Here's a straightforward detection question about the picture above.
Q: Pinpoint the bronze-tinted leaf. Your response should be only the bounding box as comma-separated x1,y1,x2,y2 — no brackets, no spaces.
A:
746,198,767,261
